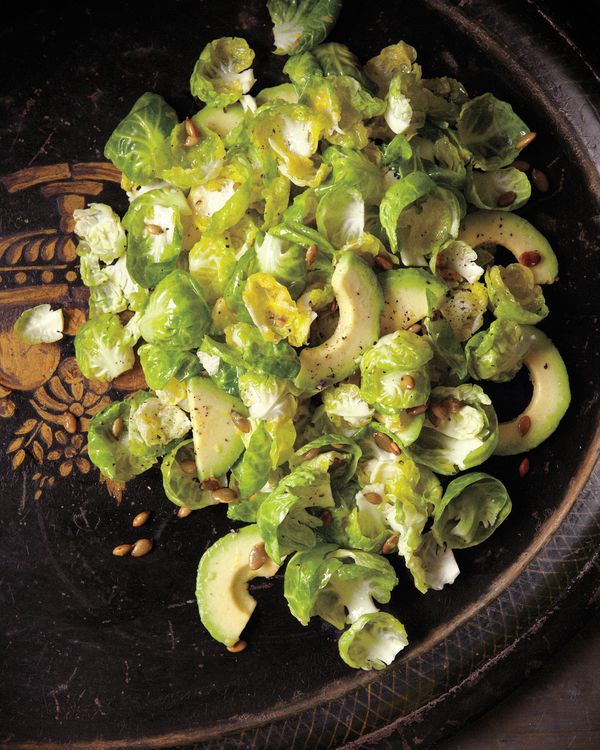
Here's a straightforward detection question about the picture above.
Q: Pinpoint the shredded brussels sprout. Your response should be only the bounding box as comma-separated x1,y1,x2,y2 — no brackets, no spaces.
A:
18,6,571,673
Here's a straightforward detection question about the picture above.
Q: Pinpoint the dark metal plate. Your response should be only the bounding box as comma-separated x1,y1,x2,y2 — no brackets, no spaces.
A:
0,1,598,748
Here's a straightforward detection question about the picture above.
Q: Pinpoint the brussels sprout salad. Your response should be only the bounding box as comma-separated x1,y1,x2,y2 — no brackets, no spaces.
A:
14,0,571,671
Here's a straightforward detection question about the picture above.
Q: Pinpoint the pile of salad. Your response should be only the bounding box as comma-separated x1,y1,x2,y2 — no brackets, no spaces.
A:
14,0,570,670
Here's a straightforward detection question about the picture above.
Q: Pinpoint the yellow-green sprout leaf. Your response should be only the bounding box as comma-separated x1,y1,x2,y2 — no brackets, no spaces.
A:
379,171,436,256
73,203,126,263
238,373,297,424
301,76,385,150
364,42,418,96
267,0,342,56
466,319,531,382
284,545,397,629
316,186,365,249
190,37,255,108
159,119,225,190
88,396,157,483
440,282,488,341
457,93,530,171
322,384,374,434
188,234,238,306
257,454,336,563
262,174,292,230
122,186,191,289
74,313,135,381
313,42,376,92
466,166,531,211
485,264,548,324
266,417,297,468
14,305,63,344
431,240,484,286
250,103,331,187
360,331,434,413
161,439,220,509
407,383,499,475
190,155,254,235
395,186,464,267
104,93,177,184
338,612,408,670
128,398,191,450
255,231,308,298
432,472,511,549
243,273,316,346
87,256,149,318
139,270,211,350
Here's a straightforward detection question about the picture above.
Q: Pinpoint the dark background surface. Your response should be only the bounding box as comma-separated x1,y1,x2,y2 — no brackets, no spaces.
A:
0,1,598,748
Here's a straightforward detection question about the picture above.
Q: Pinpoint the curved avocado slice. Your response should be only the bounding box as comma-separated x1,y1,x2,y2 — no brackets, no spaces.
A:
196,524,279,647
187,377,247,479
380,268,448,334
495,326,570,455
295,252,382,392
459,211,558,284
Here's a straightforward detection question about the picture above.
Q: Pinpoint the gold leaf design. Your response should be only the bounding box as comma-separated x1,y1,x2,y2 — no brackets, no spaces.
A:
59,460,73,477
76,457,91,474
55,430,67,445
70,381,85,402
47,450,61,461
58,358,83,385
34,489,43,501
7,436,24,453
39,423,53,448
31,441,44,463
33,388,69,413
0,399,16,418
86,400,110,416
15,419,38,435
29,403,68,427
49,376,72,404
82,391,100,408
12,450,26,469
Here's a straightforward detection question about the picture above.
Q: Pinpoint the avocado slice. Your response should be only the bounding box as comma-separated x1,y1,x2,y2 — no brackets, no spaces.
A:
459,211,558,284
196,524,279,647
495,326,570,455
295,252,383,392
380,268,448,334
187,377,247,479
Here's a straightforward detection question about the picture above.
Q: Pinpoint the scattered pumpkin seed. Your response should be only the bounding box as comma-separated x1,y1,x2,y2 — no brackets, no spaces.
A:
131,538,153,557
519,251,542,268
305,244,318,266
248,542,268,571
231,410,252,433
382,533,400,554
212,487,239,504
531,167,549,193
180,459,197,475
227,640,247,653
112,544,133,557
111,417,123,439
518,415,532,437
515,131,537,149
132,511,150,528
